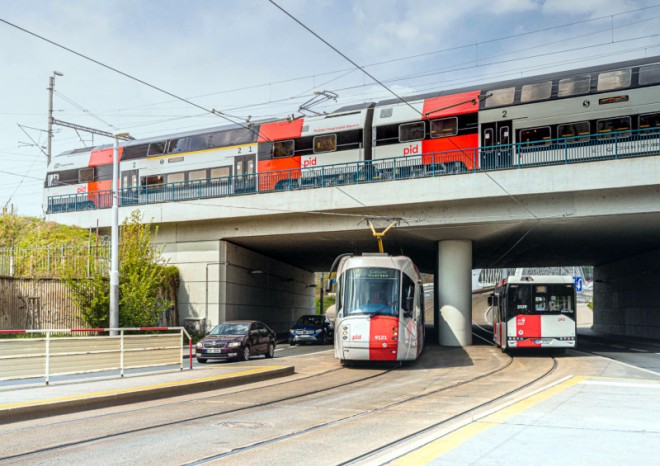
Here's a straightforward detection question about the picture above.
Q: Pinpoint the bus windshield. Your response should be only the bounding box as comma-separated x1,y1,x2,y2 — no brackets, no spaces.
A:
342,267,399,316
508,283,575,315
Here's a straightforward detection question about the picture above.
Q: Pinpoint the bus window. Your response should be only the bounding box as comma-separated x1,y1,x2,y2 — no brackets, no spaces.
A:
533,285,574,313
508,285,531,316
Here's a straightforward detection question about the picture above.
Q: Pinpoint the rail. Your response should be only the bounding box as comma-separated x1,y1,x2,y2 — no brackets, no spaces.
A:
46,128,660,214
0,327,193,385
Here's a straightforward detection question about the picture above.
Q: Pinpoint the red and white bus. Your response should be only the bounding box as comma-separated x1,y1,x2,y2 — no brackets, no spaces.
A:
489,275,577,352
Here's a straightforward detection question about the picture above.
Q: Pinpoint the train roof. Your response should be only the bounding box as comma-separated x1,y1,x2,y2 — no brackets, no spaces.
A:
375,54,660,107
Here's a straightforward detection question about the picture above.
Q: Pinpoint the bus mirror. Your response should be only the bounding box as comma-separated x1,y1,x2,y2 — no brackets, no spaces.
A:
325,278,335,293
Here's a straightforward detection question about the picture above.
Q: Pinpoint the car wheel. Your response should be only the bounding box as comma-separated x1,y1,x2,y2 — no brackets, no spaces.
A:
289,340,295,346
241,346,251,361
197,357,207,364
265,342,275,358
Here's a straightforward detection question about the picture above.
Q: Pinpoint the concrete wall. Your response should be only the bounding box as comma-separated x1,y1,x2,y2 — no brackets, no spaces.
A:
593,248,660,339
162,240,314,335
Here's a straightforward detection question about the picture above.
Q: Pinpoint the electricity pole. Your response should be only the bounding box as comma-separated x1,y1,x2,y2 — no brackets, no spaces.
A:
47,71,63,166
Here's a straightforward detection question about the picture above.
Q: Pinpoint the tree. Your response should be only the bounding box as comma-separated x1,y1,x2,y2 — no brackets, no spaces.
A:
65,210,177,328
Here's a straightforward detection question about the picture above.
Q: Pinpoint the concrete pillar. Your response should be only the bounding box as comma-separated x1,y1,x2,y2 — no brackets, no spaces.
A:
437,240,473,346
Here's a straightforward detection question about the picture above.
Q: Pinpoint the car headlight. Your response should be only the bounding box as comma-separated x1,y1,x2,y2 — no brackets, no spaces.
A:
315,328,323,333
227,342,241,348
196,342,203,349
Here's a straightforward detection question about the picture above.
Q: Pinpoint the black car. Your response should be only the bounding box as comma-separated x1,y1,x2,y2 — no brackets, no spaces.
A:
196,320,276,363
289,314,334,345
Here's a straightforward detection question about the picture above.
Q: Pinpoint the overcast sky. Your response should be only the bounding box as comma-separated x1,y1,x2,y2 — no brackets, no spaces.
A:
1,0,659,217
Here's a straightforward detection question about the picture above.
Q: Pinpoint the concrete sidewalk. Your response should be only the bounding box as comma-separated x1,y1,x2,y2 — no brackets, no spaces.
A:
0,362,294,424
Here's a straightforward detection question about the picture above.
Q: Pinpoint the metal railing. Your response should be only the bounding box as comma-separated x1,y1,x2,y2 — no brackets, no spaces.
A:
0,327,192,385
46,128,660,214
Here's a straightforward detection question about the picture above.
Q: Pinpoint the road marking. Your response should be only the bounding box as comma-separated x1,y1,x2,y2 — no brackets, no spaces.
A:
581,380,660,389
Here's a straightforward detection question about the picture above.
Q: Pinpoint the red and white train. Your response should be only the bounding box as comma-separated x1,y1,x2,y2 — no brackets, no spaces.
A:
328,253,425,364
44,55,660,212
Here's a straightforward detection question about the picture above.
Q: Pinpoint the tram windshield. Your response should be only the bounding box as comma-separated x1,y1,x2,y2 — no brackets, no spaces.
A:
508,284,575,316
342,267,399,316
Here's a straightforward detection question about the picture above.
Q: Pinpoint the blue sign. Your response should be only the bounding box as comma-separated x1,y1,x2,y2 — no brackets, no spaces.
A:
574,277,583,292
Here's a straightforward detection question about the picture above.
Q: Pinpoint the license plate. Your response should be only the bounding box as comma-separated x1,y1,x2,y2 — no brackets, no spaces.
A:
207,348,222,353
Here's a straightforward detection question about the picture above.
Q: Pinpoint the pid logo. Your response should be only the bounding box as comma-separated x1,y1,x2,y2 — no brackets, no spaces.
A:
403,144,419,156
302,156,317,168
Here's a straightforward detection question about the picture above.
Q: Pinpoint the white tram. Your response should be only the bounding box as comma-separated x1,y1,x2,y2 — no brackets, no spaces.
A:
330,253,424,364
489,275,577,352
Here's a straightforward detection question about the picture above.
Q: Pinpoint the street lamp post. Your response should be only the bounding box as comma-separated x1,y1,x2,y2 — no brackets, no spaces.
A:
110,133,129,335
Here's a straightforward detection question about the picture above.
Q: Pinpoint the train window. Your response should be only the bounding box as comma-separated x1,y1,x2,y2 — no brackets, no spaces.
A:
78,168,94,183
520,126,551,146
47,173,60,187
380,108,393,118
639,113,660,132
430,117,458,138
557,74,591,97
189,169,208,184
596,117,631,138
484,87,515,108
147,142,166,157
167,138,189,154
639,64,660,85
597,69,631,92
143,175,164,186
399,122,425,142
210,167,231,179
167,172,185,184
483,128,494,147
123,143,149,160
188,134,209,152
273,140,295,158
313,134,337,153
521,81,552,103
96,164,113,181
558,121,590,142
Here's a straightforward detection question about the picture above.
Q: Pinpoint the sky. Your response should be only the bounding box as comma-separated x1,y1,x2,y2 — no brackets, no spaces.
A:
1,0,659,217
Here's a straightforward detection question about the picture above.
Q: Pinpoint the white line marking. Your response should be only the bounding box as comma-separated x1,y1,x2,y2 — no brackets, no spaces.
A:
581,380,660,389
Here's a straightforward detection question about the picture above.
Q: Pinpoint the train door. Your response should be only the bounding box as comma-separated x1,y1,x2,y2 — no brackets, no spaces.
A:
120,169,139,205
480,120,512,169
234,154,256,193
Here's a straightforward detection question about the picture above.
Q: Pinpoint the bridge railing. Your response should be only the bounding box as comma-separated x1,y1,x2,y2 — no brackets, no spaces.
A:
46,128,660,214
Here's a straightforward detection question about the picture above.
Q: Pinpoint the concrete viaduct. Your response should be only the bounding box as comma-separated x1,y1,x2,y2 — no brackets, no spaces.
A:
47,155,660,343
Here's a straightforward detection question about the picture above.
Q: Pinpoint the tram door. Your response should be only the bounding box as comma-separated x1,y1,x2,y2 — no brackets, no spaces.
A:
480,120,512,169
120,169,139,205
234,154,256,193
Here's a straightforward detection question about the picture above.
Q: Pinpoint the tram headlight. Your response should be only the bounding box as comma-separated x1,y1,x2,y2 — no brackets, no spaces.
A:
392,327,398,341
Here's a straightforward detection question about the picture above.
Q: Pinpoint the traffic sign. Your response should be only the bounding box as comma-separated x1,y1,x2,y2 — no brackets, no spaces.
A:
574,277,583,292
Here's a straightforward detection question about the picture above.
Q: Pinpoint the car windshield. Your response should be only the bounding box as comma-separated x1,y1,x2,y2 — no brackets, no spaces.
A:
209,323,250,336
342,267,399,316
296,316,323,326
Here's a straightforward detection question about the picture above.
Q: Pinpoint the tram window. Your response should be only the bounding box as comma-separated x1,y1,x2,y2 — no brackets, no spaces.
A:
399,121,425,142
639,64,660,85
401,274,415,316
597,69,631,92
167,138,189,154
147,142,166,157
210,166,231,179
558,121,590,142
558,74,591,97
597,117,631,139
273,140,294,158
430,117,458,138
484,87,515,108
167,172,185,183
520,126,551,146
78,167,94,183
639,113,660,133
313,134,337,153
47,173,60,187
521,81,552,103
188,169,208,184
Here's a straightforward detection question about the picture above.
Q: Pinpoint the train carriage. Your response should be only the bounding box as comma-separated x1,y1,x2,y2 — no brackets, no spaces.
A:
330,253,425,364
